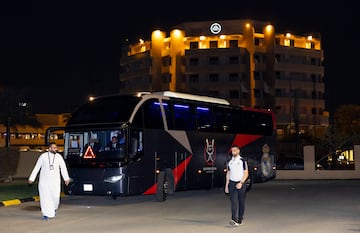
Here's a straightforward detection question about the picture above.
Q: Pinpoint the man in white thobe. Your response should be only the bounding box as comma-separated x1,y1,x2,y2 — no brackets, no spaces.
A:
28,142,70,221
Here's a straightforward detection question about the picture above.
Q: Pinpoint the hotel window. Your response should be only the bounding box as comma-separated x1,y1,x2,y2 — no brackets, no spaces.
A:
275,54,281,63
254,38,260,46
229,73,239,81
284,39,294,47
162,56,171,66
162,74,171,83
229,90,239,99
189,57,199,66
189,74,199,83
181,56,186,66
312,108,317,115
241,72,247,80
311,74,316,82
310,58,320,66
290,39,294,47
210,41,218,48
229,56,239,64
229,40,238,48
209,56,219,65
311,42,315,49
310,58,316,65
209,73,219,82
190,41,199,49
254,89,261,98
276,71,281,80
181,74,186,83
254,55,260,64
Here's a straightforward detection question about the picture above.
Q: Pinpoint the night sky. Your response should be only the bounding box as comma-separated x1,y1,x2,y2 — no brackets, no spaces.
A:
0,1,357,115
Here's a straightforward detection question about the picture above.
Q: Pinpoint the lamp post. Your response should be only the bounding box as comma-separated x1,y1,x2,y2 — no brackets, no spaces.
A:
5,116,10,148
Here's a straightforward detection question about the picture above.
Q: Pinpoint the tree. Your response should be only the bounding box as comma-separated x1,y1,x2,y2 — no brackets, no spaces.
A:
333,104,360,146
316,104,360,168
0,87,42,148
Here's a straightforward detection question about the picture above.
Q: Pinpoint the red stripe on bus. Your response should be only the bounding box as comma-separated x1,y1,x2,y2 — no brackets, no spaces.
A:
232,134,262,148
173,155,192,185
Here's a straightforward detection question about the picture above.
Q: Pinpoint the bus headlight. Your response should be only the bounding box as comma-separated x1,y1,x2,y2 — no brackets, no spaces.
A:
104,174,125,183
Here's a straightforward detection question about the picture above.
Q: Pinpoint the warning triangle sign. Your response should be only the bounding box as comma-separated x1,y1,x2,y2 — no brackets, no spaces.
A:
84,146,96,158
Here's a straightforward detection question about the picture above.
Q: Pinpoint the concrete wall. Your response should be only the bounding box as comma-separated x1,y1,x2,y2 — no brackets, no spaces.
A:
0,148,20,181
2,145,359,180
276,145,360,179
14,151,41,178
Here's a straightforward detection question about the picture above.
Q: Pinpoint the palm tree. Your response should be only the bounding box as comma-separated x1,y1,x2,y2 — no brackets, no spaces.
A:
0,86,42,148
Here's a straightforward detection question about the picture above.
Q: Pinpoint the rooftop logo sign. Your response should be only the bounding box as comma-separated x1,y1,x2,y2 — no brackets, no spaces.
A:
210,22,221,34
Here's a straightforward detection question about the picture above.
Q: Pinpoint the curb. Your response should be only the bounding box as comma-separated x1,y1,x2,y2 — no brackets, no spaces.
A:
0,196,38,207
0,192,65,207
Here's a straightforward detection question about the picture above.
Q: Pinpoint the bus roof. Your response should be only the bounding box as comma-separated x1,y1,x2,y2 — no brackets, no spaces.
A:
147,91,230,105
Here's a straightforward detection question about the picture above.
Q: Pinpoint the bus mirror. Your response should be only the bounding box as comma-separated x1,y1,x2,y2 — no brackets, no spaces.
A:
121,121,130,129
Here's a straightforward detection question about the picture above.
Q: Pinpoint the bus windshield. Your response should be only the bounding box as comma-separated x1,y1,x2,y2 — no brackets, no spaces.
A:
65,129,127,162
68,95,140,125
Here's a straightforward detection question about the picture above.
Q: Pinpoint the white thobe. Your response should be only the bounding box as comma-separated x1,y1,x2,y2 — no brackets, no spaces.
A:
29,152,70,218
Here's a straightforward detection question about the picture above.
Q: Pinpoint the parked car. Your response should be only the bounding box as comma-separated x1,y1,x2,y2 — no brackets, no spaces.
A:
276,157,304,170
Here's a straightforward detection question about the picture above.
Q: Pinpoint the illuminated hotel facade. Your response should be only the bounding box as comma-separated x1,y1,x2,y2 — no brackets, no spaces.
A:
119,19,328,137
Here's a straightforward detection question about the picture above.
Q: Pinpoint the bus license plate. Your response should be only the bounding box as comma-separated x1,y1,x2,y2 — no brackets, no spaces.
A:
83,184,93,191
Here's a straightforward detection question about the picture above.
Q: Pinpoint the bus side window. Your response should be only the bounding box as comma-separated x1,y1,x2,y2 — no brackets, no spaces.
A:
213,106,228,132
196,105,213,131
173,102,195,130
227,108,242,133
143,99,164,129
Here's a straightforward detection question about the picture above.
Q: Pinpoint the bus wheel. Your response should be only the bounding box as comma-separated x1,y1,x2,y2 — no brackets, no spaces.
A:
156,171,168,202
245,171,253,192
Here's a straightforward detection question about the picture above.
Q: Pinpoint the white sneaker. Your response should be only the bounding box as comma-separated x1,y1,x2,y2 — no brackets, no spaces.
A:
229,219,239,227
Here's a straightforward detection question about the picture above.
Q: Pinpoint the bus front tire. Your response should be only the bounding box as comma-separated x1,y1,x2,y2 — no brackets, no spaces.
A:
156,171,168,202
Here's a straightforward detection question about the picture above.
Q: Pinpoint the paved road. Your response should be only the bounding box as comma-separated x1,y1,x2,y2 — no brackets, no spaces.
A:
1,179,359,233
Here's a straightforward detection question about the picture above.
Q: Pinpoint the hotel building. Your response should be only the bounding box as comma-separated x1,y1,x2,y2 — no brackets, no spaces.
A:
119,19,328,137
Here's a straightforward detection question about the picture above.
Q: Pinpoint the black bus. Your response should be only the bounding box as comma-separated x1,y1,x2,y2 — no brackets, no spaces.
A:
63,91,276,201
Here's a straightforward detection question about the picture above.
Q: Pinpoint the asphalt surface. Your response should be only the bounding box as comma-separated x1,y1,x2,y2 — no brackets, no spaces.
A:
0,179,359,233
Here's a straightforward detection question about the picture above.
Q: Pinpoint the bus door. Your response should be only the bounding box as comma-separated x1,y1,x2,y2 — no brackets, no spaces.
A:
126,128,146,195
173,150,188,191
